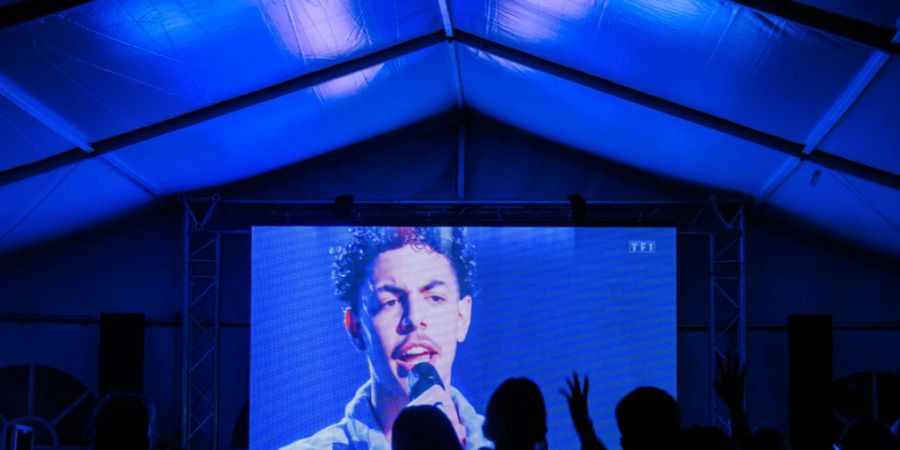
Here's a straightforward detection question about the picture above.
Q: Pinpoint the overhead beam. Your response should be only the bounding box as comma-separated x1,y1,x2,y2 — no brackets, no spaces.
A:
436,0,468,201
437,0,466,112
0,74,94,153
454,31,900,191
0,31,445,187
455,31,804,154
729,0,899,54
457,120,466,200
810,152,900,190
754,51,891,206
0,0,94,30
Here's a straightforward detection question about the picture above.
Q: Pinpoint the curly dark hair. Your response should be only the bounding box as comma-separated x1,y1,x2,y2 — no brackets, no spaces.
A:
331,227,477,313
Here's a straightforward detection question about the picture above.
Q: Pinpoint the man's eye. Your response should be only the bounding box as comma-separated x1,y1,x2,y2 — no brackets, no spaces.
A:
426,295,445,303
381,299,399,308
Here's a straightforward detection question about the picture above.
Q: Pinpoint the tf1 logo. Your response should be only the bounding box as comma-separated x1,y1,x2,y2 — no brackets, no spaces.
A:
628,240,656,254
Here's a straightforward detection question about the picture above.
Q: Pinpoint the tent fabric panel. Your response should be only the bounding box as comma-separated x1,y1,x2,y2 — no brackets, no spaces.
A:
766,161,900,258
463,117,699,200
0,0,441,143
0,157,153,255
0,95,74,172
451,0,872,144
105,44,456,194
820,56,900,175
457,45,789,196
794,0,900,29
217,117,460,201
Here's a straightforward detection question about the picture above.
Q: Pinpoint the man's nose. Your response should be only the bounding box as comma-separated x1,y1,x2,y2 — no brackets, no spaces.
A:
399,297,428,334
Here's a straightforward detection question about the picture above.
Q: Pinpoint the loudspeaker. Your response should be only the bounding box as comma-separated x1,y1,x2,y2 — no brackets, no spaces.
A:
788,314,832,450
98,313,145,395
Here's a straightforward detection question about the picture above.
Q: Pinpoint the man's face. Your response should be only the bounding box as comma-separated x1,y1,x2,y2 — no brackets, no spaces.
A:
357,244,472,395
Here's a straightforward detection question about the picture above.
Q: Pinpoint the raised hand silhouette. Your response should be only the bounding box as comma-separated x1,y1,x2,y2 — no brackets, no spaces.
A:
715,353,751,448
561,371,606,450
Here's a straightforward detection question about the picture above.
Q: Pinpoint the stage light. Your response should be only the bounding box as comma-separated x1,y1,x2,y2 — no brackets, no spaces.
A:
568,193,587,223
332,193,354,221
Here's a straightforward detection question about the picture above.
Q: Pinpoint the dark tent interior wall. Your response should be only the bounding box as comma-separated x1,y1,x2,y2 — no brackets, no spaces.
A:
0,0,898,449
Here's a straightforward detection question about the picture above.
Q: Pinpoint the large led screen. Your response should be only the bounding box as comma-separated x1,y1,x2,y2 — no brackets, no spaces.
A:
252,226,675,450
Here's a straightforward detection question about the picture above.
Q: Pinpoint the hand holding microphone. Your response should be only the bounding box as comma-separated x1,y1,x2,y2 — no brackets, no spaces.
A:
409,362,445,404
407,362,467,443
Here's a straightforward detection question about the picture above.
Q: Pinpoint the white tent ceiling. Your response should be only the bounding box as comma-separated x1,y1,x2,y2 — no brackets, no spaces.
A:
0,0,897,257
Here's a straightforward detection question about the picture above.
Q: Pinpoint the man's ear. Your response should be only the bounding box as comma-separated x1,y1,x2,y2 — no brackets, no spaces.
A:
344,308,366,352
456,295,473,343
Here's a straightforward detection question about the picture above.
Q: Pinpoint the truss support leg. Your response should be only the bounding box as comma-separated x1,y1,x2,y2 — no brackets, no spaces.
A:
182,200,222,450
709,205,747,431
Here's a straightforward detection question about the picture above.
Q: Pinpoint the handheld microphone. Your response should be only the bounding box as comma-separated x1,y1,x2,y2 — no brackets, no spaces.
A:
408,362,445,401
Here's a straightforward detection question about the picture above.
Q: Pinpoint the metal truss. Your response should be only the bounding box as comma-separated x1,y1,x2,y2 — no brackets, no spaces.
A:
180,196,746,449
179,197,742,230
182,197,223,450
691,202,747,431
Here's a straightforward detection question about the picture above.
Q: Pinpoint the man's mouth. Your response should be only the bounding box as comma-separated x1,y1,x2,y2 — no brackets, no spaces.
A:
394,342,438,369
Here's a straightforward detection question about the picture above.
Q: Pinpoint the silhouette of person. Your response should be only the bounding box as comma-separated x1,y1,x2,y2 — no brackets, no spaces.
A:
615,387,680,450
562,373,681,450
681,426,735,450
714,354,790,450
482,378,548,450
392,405,463,450
838,418,899,450
92,392,156,450
714,354,750,449
561,372,606,450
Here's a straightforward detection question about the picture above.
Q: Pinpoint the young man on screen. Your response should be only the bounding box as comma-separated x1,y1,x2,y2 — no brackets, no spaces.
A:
281,227,490,450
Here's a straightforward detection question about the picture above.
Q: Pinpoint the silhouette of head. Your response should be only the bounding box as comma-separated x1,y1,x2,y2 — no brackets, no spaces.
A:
483,378,548,450
839,418,898,450
615,387,680,450
92,392,155,450
681,426,735,450
748,427,787,450
392,405,461,450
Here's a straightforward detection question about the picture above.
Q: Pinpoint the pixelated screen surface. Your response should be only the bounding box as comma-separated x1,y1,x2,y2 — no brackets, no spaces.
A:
251,226,675,450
